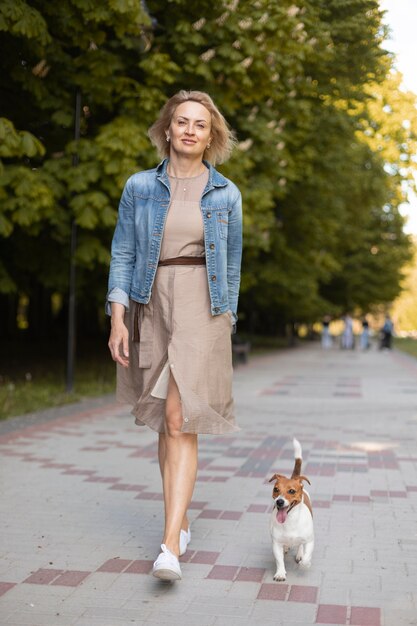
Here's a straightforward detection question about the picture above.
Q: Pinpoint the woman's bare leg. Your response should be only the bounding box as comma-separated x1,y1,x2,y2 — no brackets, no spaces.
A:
158,373,198,556
158,435,190,532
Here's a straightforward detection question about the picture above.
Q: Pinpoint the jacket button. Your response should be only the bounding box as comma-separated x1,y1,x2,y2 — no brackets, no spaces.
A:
209,243,215,250
211,275,216,281
207,212,212,218
214,307,220,313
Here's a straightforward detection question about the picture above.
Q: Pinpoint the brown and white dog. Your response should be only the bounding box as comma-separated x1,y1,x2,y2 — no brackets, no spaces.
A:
269,438,314,581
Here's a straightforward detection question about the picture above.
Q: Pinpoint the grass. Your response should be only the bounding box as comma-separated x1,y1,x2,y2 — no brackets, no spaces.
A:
393,336,417,359
0,336,116,420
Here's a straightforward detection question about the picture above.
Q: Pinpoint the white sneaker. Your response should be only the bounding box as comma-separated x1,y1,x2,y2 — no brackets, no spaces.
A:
179,528,191,557
152,544,182,581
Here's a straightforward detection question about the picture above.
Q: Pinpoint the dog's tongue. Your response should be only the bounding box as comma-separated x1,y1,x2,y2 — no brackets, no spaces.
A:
276,508,288,524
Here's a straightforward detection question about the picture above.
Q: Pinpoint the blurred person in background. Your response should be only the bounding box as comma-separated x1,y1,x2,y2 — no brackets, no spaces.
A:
380,314,394,350
321,314,332,349
360,316,370,350
341,313,355,349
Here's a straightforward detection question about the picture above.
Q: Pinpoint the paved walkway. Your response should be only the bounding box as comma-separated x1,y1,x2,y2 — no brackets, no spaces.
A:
1,343,417,626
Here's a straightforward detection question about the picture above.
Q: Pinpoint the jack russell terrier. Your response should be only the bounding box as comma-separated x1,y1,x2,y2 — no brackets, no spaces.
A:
269,438,314,581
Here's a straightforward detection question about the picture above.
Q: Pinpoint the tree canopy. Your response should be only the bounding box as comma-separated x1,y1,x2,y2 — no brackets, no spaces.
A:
1,0,416,337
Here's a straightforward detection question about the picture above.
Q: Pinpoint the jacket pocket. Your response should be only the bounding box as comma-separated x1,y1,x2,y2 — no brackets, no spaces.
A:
217,211,229,239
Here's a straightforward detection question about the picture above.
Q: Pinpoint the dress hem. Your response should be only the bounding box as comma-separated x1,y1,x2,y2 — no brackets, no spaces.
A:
133,413,241,435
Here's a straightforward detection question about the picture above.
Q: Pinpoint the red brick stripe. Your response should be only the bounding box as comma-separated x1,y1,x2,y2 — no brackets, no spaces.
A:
0,403,119,445
124,560,153,574
51,571,90,586
350,606,380,626
207,565,239,580
257,583,289,601
23,569,64,585
288,585,318,603
97,559,132,573
0,582,16,597
316,604,348,624
235,567,265,582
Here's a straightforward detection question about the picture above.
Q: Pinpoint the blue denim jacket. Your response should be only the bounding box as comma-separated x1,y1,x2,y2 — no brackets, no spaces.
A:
106,158,242,325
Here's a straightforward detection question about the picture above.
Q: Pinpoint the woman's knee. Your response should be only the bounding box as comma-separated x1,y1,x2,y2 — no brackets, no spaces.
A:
164,409,183,436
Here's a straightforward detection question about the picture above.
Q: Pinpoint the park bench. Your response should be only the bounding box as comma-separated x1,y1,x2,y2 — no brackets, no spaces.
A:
232,335,251,365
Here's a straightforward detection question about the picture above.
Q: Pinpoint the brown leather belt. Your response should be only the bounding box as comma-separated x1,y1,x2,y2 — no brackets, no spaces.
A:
158,256,206,266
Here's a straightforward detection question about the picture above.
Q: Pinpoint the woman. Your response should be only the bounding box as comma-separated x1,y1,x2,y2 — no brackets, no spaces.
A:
341,313,354,350
360,317,370,350
106,91,242,582
321,315,332,349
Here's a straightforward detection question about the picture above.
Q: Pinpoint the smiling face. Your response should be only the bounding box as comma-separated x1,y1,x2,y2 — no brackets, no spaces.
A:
167,100,212,162
269,474,308,524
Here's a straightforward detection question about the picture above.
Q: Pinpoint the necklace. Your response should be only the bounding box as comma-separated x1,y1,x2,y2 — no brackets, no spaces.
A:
168,168,206,193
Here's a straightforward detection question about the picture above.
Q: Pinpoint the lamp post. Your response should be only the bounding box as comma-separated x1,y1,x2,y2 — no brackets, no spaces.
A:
66,90,81,393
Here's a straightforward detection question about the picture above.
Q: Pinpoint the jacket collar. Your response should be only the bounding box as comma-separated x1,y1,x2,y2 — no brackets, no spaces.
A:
156,158,228,189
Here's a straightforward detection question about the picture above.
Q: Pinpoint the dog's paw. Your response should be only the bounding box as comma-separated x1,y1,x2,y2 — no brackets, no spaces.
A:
299,558,312,569
295,546,304,563
273,572,286,582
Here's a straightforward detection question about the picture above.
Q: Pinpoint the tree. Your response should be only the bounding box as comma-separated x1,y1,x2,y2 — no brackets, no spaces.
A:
0,0,153,335
392,239,417,332
0,0,414,340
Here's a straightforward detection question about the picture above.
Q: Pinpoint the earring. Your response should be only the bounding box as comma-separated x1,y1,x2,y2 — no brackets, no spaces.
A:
207,142,211,149
166,135,170,142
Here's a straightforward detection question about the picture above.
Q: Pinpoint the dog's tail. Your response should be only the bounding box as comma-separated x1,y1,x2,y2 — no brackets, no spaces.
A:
291,437,302,478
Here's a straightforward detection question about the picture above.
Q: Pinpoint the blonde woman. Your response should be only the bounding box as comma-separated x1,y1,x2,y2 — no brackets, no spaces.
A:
107,90,242,581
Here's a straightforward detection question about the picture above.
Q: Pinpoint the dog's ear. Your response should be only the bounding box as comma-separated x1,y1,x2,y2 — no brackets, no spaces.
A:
269,474,285,483
299,475,311,485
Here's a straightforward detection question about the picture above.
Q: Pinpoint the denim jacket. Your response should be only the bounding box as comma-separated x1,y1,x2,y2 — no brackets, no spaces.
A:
106,158,242,326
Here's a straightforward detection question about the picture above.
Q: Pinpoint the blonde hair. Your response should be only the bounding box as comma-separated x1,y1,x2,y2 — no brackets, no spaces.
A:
148,90,236,165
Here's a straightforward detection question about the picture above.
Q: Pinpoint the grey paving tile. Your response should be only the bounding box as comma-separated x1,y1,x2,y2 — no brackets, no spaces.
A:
214,619,284,626
250,599,317,622
5,612,80,626
73,617,148,626
144,611,216,625
186,595,253,617
80,606,151,620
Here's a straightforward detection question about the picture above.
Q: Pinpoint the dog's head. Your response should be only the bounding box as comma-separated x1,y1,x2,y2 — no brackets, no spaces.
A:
268,473,311,524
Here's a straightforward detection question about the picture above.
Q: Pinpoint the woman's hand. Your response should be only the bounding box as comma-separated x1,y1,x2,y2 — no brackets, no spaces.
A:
108,303,129,368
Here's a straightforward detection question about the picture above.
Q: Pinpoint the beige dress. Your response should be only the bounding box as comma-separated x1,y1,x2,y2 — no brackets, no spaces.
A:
116,169,239,434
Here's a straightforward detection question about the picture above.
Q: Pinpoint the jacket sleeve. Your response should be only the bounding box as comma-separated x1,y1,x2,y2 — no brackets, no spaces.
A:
105,176,136,316
227,188,243,329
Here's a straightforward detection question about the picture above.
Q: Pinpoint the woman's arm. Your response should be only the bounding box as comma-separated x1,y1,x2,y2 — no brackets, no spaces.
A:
108,302,130,367
227,188,243,329
106,177,136,367
105,176,136,315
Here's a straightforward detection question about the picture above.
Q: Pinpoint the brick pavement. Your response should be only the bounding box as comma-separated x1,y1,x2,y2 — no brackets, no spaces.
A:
1,343,416,625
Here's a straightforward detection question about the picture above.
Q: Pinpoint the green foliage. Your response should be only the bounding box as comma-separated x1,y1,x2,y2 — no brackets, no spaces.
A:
393,337,417,358
0,341,116,419
0,0,414,335
392,240,417,331
0,0,50,44
0,118,45,158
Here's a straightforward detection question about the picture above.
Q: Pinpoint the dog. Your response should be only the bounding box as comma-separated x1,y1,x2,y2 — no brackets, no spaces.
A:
269,438,314,581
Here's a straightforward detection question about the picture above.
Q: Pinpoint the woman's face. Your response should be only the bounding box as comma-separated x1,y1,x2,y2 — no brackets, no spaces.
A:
168,101,212,161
